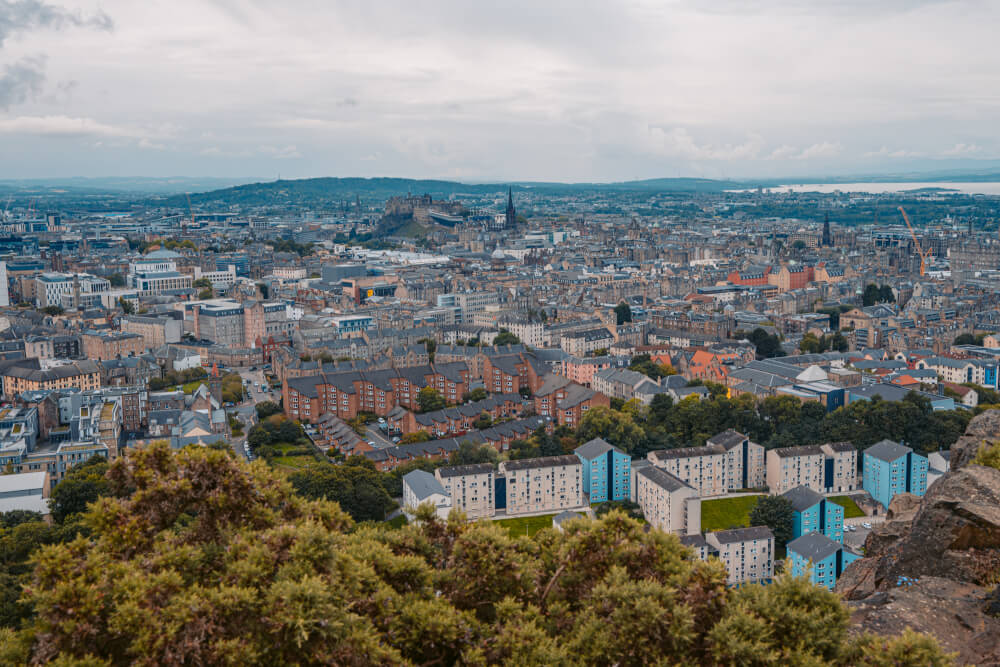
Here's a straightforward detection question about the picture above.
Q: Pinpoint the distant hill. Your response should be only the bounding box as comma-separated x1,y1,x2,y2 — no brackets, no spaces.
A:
163,176,763,208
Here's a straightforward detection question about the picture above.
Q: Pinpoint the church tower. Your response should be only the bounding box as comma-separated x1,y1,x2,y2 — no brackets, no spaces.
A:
822,212,833,247
505,187,516,228
209,362,223,405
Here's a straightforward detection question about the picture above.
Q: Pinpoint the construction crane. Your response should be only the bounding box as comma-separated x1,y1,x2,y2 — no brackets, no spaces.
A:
898,206,929,277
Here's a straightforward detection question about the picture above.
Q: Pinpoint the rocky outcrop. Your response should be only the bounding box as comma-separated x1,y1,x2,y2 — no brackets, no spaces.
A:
839,465,1000,597
847,577,1000,666
950,409,1000,470
837,412,1000,665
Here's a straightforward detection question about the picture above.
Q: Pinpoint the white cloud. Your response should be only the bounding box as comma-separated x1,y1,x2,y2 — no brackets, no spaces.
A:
647,127,765,161
795,142,842,160
864,146,923,158
942,142,983,156
0,114,141,137
2,1,999,178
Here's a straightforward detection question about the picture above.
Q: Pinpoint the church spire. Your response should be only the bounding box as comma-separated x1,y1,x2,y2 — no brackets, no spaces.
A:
505,187,516,228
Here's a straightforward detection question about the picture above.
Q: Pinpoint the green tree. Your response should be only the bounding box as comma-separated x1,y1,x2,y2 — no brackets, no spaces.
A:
742,328,786,359
749,495,794,550
417,386,446,413
117,297,135,314
463,387,488,403
41,306,63,316
576,405,646,455
473,412,493,430
255,401,282,419
448,440,499,465
614,301,633,325
192,277,212,288
1,443,953,665
289,462,394,522
198,288,214,300
398,430,431,445
494,329,521,346
418,337,437,362
953,332,976,346
878,284,896,303
48,455,110,523
108,273,126,287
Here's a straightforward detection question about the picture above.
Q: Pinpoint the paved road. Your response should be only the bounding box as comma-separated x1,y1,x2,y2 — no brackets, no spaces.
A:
366,424,395,449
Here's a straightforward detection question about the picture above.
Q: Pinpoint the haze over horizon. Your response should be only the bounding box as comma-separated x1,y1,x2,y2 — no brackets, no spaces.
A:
2,1,1000,182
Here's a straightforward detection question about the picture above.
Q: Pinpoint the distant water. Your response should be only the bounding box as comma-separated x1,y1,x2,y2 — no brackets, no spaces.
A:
746,182,1000,195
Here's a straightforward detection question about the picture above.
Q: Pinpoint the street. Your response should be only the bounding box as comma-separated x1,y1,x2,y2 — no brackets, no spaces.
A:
366,423,395,449
226,367,277,461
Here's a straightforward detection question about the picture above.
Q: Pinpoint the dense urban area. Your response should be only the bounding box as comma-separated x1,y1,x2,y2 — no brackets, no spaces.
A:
0,176,998,664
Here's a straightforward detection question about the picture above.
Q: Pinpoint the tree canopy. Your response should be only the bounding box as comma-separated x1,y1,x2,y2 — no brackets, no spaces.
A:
0,443,952,665
614,302,633,325
749,495,795,551
417,386,447,413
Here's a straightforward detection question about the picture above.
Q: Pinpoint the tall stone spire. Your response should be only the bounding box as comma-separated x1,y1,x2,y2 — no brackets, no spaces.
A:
505,187,516,228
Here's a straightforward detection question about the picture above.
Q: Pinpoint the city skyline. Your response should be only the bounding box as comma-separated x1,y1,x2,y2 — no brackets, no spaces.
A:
1,1,1000,180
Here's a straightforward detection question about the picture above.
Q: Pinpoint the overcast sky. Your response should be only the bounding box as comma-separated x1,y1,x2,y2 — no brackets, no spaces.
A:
1,0,999,181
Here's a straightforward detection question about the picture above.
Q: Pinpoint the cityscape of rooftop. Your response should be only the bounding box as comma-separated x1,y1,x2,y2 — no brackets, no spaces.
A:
1,1,999,666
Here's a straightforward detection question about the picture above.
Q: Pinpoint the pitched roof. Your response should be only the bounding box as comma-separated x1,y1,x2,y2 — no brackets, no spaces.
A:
709,525,774,544
574,437,618,459
637,466,693,492
787,531,841,562
403,470,447,501
865,439,913,462
502,454,581,471
781,485,824,512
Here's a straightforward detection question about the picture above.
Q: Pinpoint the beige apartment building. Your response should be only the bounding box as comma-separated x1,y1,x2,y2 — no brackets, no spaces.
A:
0,359,101,399
705,526,774,586
648,445,727,497
435,464,495,520
499,455,583,516
634,466,701,535
120,315,182,349
820,442,858,493
766,445,825,495
707,430,766,491
81,331,146,361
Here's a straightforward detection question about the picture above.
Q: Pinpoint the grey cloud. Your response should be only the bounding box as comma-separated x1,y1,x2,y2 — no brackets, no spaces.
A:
0,54,43,108
0,0,113,47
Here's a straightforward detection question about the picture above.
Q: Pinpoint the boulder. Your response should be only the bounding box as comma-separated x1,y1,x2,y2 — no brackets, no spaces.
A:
885,492,921,522
950,409,1000,471
847,577,1000,667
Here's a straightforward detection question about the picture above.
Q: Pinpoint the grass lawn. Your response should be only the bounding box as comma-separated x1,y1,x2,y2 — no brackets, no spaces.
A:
182,380,207,394
494,514,558,538
270,455,325,473
700,495,763,533
828,495,865,518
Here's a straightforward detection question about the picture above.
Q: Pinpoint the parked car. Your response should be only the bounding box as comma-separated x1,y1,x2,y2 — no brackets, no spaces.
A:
862,522,872,529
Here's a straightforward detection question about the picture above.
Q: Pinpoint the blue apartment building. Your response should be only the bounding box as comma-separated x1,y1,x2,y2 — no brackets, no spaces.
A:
787,532,861,590
863,440,929,509
574,437,630,502
781,485,845,543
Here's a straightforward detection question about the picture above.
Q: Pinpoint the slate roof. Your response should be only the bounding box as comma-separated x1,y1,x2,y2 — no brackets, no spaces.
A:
503,454,581,471
437,463,494,478
709,525,774,544
403,470,447,501
575,437,620,460
787,531,841,562
865,439,913,463
637,466,692,492
781,485,824,512
706,429,747,450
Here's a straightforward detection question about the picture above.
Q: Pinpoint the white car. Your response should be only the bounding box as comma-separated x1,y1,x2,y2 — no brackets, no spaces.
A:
862,522,872,529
